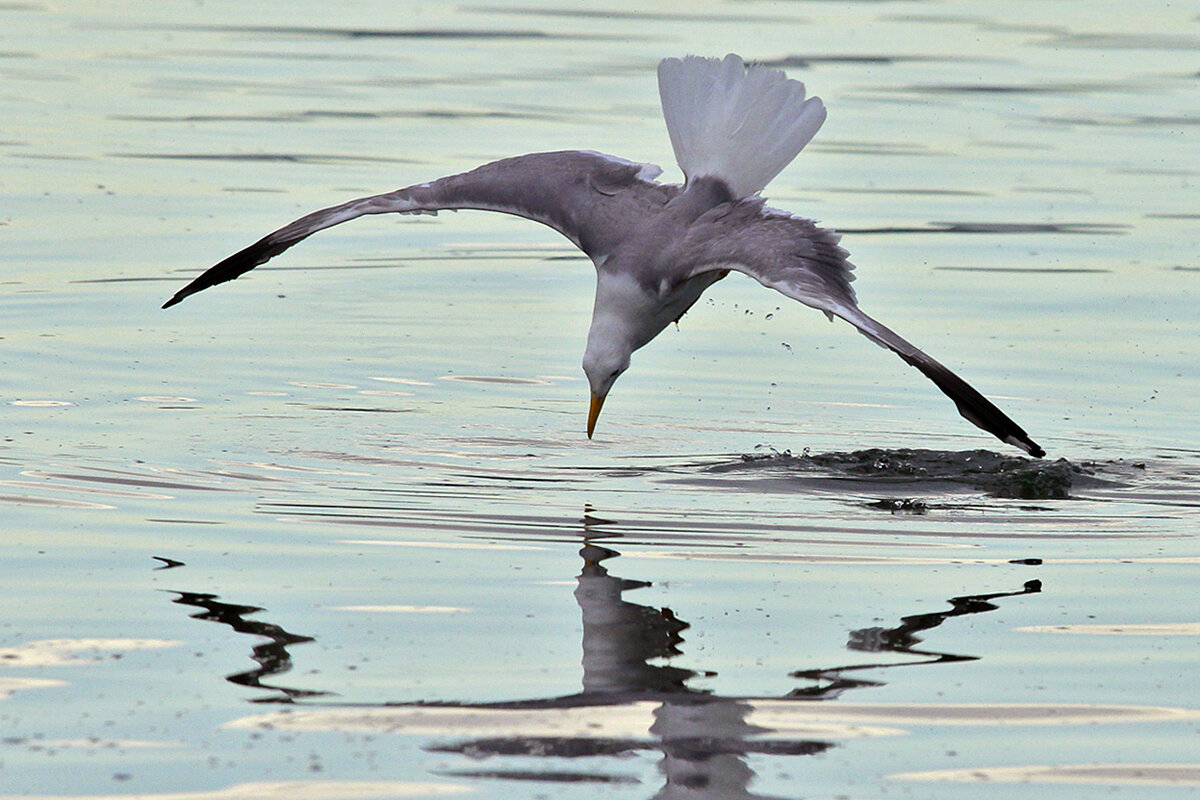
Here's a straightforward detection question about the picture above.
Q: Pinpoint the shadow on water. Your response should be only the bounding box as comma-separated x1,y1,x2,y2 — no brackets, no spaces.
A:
181,541,1041,794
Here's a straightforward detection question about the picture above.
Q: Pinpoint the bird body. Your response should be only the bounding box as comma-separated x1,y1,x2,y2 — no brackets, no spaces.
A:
164,54,1045,458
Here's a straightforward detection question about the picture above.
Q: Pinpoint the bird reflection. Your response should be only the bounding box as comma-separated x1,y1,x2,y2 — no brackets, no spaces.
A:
430,543,826,799
575,543,696,696
169,591,330,703
429,543,1038,798
790,580,1042,698
169,537,1040,796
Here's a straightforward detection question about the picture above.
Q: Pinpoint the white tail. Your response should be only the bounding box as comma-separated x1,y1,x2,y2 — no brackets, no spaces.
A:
657,54,826,199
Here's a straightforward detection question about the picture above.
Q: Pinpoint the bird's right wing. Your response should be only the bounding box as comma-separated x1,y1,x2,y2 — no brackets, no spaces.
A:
163,150,678,309
677,200,1045,457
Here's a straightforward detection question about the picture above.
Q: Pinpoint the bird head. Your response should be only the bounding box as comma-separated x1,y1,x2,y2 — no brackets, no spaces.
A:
582,344,630,439
583,271,655,438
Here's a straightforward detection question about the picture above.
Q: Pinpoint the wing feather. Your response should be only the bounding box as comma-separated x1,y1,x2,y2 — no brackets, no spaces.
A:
163,150,677,309
681,202,1045,456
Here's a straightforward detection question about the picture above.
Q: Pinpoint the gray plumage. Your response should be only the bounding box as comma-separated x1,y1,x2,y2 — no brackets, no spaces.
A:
163,55,1044,457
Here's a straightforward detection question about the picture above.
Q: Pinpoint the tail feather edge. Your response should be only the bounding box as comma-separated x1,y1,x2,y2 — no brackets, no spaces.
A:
657,54,826,199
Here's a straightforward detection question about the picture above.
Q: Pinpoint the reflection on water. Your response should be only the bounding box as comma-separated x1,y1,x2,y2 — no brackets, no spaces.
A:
170,591,331,703
792,580,1041,697
209,540,1039,795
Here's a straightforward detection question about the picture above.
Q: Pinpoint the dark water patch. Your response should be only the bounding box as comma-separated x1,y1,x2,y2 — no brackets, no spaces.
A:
814,140,934,156
704,449,1113,500
14,153,88,160
114,111,383,123
949,19,1069,36
200,467,298,485
70,276,187,284
111,152,415,165
933,266,1111,274
975,140,1057,152
468,5,804,23
842,222,1127,235
217,262,413,277
1037,114,1200,128
135,23,630,41
819,186,987,197
311,406,413,413
1042,32,1200,51
761,55,976,69
132,76,350,95
26,468,233,493
441,375,554,386
1114,166,1198,177
114,108,567,124
902,81,1126,95
0,492,113,509
435,768,639,784
1010,186,1094,195
157,48,389,63
345,252,580,265
880,14,1060,35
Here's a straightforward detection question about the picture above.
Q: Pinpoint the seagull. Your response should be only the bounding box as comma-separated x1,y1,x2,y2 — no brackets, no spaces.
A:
163,54,1044,458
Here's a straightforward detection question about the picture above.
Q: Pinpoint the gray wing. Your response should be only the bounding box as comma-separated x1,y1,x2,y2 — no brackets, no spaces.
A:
681,201,1045,457
163,150,678,309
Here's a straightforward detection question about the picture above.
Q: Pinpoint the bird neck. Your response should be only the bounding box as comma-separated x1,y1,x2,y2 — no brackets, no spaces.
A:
587,272,656,357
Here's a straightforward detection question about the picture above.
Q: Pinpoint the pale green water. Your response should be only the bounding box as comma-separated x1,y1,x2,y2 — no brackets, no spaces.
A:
2,1,1199,798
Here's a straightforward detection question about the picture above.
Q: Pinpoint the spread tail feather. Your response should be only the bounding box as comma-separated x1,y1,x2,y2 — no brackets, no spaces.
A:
657,54,826,199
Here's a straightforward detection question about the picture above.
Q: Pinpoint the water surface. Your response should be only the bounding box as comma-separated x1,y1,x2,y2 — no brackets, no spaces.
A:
2,1,1198,798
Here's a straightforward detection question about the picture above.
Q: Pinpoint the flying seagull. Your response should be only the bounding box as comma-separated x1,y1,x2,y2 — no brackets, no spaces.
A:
163,54,1045,458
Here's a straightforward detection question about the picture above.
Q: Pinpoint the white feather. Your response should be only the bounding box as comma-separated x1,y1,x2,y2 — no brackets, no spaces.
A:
657,53,826,199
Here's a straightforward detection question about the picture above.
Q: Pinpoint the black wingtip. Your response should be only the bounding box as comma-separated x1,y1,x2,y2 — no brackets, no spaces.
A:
1010,435,1046,459
162,280,202,308
898,353,1045,459
160,233,290,312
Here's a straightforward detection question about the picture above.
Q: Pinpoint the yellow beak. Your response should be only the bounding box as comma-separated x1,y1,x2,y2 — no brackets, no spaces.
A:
587,393,606,439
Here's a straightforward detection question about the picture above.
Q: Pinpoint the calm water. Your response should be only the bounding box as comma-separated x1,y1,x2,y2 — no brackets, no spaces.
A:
3,1,1199,798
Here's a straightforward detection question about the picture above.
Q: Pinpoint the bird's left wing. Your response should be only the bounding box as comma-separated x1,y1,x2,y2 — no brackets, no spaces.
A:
679,200,1045,456
163,150,676,309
